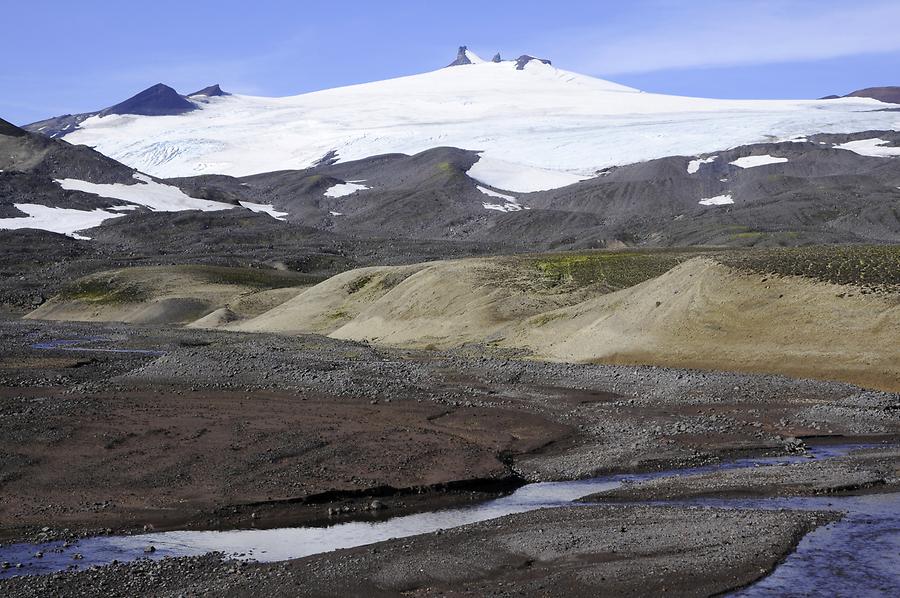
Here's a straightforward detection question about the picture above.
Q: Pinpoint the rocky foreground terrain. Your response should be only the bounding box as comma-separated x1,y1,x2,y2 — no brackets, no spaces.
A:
0,315,897,596
1,507,837,597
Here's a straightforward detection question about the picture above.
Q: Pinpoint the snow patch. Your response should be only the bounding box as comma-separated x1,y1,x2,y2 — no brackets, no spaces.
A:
464,49,485,64
835,138,900,158
469,156,587,193
329,211,343,216
56,174,231,212
687,156,717,174
239,201,288,220
476,184,526,212
0,204,126,239
699,194,734,206
324,181,369,198
729,155,789,169
483,202,524,213
476,185,516,202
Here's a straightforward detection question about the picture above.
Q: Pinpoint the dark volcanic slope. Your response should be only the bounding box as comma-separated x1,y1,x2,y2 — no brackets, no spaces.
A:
0,117,26,137
99,83,196,117
188,84,228,97
222,132,900,249
0,118,134,183
0,116,146,217
238,147,487,238
525,133,900,247
23,83,203,138
844,86,900,104
7,123,900,252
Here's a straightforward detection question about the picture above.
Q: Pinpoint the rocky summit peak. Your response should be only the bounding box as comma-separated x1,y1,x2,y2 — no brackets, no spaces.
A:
99,83,197,117
188,84,229,98
0,117,26,138
515,55,552,70
446,48,550,69
447,46,474,67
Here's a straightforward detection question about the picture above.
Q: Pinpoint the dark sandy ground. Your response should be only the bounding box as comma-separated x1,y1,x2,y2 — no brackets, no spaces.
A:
0,317,897,596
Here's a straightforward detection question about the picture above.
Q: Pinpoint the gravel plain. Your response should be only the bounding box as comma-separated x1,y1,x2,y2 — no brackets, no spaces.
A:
0,317,897,596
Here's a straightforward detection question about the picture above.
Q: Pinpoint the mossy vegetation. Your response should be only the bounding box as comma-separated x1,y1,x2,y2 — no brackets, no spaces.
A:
57,265,316,305
527,245,900,294
346,268,418,296
529,249,711,292
185,265,318,289
717,245,900,292
347,274,374,294
58,278,150,304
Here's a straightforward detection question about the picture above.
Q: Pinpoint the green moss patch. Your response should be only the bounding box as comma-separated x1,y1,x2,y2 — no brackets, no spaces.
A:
530,249,710,292
179,265,319,289
716,245,900,291
58,278,150,305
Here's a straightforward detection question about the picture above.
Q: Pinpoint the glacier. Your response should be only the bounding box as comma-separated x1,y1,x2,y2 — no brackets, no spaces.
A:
59,57,900,191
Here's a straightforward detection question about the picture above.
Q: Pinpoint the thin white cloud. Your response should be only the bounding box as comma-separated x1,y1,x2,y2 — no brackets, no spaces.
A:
546,0,900,75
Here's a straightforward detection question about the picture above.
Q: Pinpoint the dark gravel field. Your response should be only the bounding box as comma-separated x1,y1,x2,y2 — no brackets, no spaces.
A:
0,317,897,595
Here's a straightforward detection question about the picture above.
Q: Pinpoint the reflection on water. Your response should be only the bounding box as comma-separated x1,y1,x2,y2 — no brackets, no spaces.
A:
31,337,166,356
721,493,900,597
0,444,895,597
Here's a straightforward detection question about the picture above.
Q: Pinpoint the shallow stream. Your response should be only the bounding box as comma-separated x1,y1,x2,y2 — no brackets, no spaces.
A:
31,337,166,356
1,443,896,595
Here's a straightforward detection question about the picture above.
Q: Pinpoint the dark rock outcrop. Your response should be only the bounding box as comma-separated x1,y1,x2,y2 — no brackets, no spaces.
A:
845,86,900,104
447,46,473,67
99,84,196,117
23,113,96,139
515,55,552,70
188,84,229,98
25,84,199,138
0,117,26,138
491,53,502,63
820,86,900,104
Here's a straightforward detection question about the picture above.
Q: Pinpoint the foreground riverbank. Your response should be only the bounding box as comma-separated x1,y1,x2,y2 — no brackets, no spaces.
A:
0,318,897,595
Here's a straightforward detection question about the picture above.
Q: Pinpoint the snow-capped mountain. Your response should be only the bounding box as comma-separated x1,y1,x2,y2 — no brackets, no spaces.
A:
25,83,226,139
31,48,900,192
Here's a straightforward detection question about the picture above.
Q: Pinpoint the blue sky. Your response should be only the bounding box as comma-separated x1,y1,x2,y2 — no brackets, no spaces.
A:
4,0,900,124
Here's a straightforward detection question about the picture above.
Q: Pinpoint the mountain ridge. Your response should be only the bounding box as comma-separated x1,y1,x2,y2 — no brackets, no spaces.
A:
821,86,900,104
99,83,196,117
25,49,896,188
24,82,227,138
